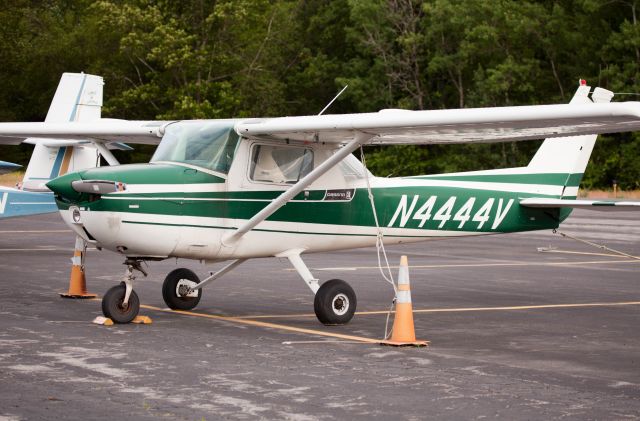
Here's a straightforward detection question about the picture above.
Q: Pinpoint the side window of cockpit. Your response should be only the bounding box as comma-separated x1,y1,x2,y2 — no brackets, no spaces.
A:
249,145,313,184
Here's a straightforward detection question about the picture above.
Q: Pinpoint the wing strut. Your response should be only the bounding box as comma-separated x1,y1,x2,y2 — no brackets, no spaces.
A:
92,141,120,166
224,132,374,244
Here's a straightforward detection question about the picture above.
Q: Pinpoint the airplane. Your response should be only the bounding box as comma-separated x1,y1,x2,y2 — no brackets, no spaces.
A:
0,72,131,219
0,79,639,325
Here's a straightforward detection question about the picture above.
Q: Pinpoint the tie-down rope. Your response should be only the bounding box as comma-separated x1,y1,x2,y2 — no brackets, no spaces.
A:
553,229,640,260
360,145,397,339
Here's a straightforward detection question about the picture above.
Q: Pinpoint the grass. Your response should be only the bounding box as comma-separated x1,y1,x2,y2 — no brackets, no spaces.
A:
0,171,23,187
578,189,640,199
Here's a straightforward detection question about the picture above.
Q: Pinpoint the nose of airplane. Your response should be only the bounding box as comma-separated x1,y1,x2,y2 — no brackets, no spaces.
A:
46,172,84,202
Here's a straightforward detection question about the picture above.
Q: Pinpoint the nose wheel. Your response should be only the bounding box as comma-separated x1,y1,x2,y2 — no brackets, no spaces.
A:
102,283,140,323
101,258,146,323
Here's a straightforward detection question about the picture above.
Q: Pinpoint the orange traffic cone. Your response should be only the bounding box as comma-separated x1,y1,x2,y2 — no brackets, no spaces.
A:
381,256,428,347
60,236,97,299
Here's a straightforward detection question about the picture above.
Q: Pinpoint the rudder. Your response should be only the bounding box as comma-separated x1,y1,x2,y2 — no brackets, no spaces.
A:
527,83,613,198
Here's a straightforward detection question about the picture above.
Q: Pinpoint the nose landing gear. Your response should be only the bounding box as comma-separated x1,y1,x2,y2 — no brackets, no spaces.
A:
101,259,147,323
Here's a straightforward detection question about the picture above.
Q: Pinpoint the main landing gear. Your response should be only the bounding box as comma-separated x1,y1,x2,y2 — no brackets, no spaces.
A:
162,268,202,311
103,253,357,326
277,250,357,325
313,279,357,325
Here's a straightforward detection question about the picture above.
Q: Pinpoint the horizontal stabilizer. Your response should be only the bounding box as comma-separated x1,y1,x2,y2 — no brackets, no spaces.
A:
107,142,134,151
0,160,22,175
520,198,640,211
21,138,132,150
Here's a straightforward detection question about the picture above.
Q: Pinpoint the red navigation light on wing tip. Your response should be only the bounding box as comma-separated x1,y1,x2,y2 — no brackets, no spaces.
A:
579,79,587,86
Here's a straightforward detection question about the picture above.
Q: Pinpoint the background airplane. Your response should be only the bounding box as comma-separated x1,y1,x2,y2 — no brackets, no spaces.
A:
0,72,132,219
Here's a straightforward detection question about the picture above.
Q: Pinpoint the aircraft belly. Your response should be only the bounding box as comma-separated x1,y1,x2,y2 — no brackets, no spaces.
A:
80,211,179,257
216,220,489,259
171,218,224,259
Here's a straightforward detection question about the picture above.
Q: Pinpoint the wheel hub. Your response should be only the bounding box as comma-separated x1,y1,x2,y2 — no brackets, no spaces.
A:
332,293,349,315
176,279,199,298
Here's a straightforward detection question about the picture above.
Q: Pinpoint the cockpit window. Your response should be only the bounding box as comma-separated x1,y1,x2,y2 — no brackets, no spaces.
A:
151,121,239,174
339,154,372,180
249,144,314,184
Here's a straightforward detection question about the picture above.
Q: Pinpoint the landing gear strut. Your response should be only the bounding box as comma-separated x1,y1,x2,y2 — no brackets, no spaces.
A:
101,259,147,323
161,259,247,311
279,250,357,325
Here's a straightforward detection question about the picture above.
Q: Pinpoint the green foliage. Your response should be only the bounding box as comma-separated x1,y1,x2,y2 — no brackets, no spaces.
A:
0,0,638,187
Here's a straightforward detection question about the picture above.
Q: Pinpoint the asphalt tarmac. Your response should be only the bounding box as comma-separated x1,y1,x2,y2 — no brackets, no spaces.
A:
0,209,638,420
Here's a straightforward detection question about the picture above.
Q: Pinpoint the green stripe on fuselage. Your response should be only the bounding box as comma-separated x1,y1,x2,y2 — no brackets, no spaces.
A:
79,185,562,234
411,172,584,187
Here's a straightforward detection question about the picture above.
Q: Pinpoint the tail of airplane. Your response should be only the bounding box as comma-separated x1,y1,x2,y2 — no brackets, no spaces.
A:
417,82,609,202
525,83,613,199
1,73,106,219
21,73,104,192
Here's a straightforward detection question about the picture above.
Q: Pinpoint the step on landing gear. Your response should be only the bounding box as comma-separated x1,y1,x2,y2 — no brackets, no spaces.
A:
102,259,147,324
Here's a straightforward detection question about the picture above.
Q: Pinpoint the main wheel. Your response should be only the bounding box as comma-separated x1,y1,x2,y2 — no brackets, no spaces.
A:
162,268,202,310
102,283,140,324
314,279,357,325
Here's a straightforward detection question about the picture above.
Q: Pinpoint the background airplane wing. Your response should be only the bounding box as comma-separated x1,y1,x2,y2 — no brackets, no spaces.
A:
236,101,640,145
0,120,169,145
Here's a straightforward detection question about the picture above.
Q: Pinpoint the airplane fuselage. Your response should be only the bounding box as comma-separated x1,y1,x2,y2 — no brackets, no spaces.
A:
49,162,567,261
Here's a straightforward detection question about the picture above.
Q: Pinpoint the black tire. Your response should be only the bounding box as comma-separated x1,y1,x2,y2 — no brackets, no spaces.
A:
102,283,140,324
162,268,202,310
314,279,357,325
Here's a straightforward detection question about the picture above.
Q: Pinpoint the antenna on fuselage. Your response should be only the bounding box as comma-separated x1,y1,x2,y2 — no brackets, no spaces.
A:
318,85,348,116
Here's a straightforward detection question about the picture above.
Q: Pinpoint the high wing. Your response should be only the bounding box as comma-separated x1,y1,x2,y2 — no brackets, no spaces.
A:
0,120,168,145
236,102,640,145
520,198,640,211
2,100,640,147
0,72,169,146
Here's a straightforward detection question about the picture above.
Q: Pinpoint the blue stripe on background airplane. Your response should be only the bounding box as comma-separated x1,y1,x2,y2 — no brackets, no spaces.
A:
0,72,116,219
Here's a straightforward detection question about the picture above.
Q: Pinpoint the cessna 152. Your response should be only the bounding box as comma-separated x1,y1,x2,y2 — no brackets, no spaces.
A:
0,81,639,324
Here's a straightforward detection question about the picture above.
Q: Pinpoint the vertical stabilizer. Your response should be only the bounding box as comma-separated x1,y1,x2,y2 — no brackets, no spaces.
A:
526,84,613,198
21,73,104,192
45,73,103,123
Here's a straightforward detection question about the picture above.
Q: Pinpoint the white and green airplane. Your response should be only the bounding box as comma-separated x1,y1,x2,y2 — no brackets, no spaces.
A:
0,81,638,324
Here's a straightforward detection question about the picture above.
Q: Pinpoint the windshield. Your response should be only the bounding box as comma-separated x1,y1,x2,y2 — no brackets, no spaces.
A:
151,121,239,174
